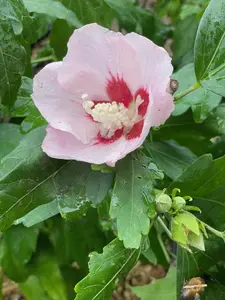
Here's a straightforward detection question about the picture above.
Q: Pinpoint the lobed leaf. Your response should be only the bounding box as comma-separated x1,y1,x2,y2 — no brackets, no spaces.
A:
75,238,140,300
110,154,163,249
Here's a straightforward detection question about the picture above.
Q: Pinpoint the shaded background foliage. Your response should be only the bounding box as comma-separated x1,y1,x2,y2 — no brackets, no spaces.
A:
1,0,225,299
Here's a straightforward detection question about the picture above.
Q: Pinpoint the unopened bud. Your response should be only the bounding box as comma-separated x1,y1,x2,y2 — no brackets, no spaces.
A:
173,196,186,211
156,193,172,214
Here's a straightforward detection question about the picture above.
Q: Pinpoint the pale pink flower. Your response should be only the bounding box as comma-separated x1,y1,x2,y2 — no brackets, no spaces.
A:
33,24,174,166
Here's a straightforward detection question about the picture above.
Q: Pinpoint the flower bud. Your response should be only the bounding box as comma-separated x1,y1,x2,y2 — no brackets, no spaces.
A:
156,193,172,214
173,196,186,211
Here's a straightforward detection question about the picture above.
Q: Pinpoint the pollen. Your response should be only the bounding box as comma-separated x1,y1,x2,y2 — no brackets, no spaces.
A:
82,95,143,138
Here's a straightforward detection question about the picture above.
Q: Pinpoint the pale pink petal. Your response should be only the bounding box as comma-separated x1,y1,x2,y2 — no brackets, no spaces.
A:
58,23,141,96
32,62,98,144
42,126,128,165
57,69,109,101
149,92,174,126
125,32,174,124
125,32,173,90
105,33,141,94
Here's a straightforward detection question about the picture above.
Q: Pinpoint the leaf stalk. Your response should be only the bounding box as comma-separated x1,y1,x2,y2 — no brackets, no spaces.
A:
174,81,201,101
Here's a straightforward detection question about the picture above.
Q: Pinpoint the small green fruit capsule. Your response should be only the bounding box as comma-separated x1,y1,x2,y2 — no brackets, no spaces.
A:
156,194,172,213
173,196,186,211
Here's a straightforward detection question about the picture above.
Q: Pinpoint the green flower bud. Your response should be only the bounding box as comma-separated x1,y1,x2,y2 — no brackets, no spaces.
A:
156,193,172,214
173,196,186,211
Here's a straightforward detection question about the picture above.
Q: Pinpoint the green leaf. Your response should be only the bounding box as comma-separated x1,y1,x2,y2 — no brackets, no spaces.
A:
61,266,83,300
0,20,26,107
11,77,47,133
172,14,199,69
110,154,163,248
47,210,106,270
105,0,171,45
132,266,177,300
75,238,140,300
142,245,157,265
171,218,188,246
171,153,225,197
23,0,82,28
15,200,59,227
209,135,225,159
1,0,38,43
167,154,212,196
179,1,208,20
0,225,38,281
58,169,112,220
188,232,205,251
19,275,50,300
20,108,48,133
50,0,114,60
204,103,225,135
32,251,67,300
172,63,221,122
0,123,23,160
201,282,225,299
194,0,225,96
34,13,55,40
86,171,113,206
175,212,200,236
11,76,32,115
60,0,113,27
152,112,212,156
145,140,197,180
50,19,73,60
0,127,109,230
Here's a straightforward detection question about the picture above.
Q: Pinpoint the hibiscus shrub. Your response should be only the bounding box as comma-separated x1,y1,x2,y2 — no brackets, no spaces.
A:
0,0,225,299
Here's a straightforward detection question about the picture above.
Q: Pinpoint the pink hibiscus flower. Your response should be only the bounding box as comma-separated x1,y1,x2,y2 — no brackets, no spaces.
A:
33,23,174,166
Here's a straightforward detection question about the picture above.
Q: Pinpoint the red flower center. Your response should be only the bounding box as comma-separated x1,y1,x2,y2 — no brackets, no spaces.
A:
83,74,149,144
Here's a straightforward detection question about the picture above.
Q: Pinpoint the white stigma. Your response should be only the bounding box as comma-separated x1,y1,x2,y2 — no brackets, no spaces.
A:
82,94,143,138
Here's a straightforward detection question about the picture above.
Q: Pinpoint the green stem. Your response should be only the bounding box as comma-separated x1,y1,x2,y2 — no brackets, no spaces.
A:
31,55,56,65
157,231,171,264
174,82,201,101
200,220,225,241
157,216,172,239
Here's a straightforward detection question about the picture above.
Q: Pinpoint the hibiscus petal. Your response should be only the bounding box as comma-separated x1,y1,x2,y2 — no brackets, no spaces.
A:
149,92,174,126
58,23,141,97
125,32,173,91
32,62,98,144
57,69,109,101
125,32,174,125
42,126,128,165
